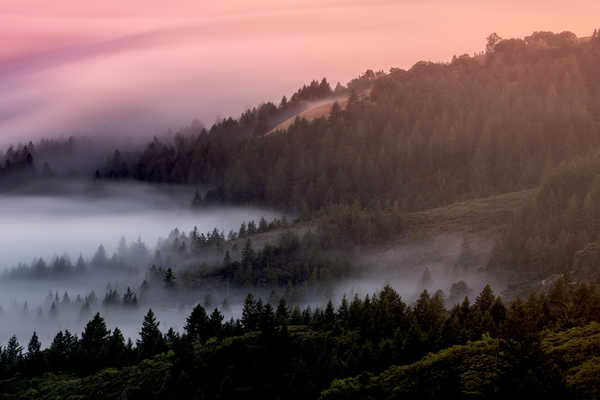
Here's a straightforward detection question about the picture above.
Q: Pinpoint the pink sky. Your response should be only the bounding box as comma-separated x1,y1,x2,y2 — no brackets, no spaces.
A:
1,0,599,144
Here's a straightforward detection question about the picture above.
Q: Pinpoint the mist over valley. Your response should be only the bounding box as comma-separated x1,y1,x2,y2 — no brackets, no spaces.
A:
0,3,599,397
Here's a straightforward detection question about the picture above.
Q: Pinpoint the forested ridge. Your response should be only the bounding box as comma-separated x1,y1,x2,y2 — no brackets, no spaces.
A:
95,31,600,214
491,151,600,282
3,29,600,399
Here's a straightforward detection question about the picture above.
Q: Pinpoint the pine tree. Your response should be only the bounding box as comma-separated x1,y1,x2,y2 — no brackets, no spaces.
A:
80,312,110,368
92,244,108,266
26,331,41,359
107,328,126,366
184,304,209,341
241,293,259,331
259,217,268,232
164,268,176,288
137,309,165,360
475,284,495,313
165,328,180,349
259,303,276,338
241,239,254,268
238,222,247,238
276,298,289,326
290,306,303,325
49,331,66,367
329,101,342,122
209,308,224,338
123,287,138,307
324,300,336,327
5,335,23,366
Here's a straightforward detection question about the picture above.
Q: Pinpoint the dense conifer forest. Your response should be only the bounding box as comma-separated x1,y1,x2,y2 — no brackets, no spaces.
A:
2,30,600,399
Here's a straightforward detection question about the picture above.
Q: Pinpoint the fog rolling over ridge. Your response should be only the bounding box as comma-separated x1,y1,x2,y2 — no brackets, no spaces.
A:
1,1,598,145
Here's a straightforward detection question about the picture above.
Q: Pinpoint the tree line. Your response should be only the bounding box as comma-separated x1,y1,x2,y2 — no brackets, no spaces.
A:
2,279,600,398
91,31,600,218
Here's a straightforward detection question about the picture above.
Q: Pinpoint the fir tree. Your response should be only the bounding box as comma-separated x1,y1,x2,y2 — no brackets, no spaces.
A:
137,309,165,360
184,304,209,341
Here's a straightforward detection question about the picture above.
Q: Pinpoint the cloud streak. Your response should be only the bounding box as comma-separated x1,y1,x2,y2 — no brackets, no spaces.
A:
0,1,599,145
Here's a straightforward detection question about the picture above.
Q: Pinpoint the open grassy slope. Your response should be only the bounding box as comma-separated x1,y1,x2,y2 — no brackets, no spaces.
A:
402,189,535,239
265,98,348,136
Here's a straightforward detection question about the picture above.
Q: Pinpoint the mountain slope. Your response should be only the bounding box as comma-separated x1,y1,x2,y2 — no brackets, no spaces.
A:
265,97,348,135
122,31,600,215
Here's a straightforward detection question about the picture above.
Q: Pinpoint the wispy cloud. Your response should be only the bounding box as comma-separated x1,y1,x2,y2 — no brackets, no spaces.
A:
0,1,598,145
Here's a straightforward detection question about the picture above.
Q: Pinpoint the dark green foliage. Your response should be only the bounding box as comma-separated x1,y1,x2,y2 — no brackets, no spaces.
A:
184,304,209,342
24,332,43,375
276,298,289,326
320,338,568,400
104,32,600,217
80,313,110,371
491,152,600,281
163,268,176,288
241,293,260,332
2,282,600,399
107,328,128,367
137,309,166,360
208,308,224,338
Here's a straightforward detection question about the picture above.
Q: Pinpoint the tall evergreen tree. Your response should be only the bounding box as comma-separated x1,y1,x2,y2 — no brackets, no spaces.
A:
137,309,165,359
80,313,110,369
184,304,209,341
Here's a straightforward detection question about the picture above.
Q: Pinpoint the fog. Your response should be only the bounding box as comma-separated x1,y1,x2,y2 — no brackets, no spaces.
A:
0,180,288,344
0,177,503,353
1,1,599,144
0,180,282,269
334,233,496,302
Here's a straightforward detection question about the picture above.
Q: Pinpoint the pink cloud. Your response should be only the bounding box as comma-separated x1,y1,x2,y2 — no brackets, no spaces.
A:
1,1,599,145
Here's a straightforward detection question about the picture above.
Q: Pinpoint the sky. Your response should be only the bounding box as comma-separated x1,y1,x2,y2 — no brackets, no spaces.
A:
1,0,599,145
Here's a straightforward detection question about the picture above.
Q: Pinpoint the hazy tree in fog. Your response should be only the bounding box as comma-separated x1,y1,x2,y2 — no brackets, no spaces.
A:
163,268,176,288
420,267,433,289
448,281,473,305
92,245,108,267
123,287,138,307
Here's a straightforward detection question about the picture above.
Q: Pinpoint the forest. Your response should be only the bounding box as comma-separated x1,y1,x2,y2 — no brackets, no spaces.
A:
1,30,600,399
1,281,600,399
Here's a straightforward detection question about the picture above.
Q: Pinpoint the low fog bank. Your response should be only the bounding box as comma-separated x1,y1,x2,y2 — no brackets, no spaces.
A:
0,180,283,268
0,279,304,348
0,179,500,349
325,232,499,306
0,224,501,348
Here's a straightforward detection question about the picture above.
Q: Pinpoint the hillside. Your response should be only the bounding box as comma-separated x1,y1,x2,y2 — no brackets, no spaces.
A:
265,97,348,135
402,189,534,239
322,322,600,399
5,284,600,400
114,31,600,218
489,152,600,282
